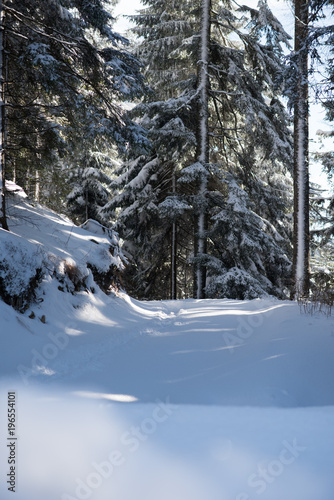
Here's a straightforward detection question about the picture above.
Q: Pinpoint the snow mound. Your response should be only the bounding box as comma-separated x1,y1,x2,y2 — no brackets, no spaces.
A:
0,189,126,307
0,230,45,311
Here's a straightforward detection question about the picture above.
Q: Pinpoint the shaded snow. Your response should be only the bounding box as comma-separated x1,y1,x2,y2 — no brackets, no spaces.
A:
0,196,334,499
1,291,334,500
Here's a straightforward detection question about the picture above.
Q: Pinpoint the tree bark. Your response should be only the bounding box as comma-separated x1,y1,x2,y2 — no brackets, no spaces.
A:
194,0,211,299
292,0,309,298
171,170,177,300
0,0,8,231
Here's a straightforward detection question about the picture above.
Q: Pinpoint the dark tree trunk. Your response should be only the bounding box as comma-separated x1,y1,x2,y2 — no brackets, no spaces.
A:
194,0,211,299
0,0,8,231
171,170,177,300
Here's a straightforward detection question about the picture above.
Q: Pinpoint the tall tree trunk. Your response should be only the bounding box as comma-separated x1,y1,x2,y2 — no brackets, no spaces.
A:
35,170,40,202
194,0,210,299
0,0,8,231
171,221,177,299
171,170,177,300
292,0,309,298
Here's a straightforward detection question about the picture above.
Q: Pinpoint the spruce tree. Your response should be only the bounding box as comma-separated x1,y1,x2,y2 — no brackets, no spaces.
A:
0,0,146,225
101,0,198,299
108,0,294,300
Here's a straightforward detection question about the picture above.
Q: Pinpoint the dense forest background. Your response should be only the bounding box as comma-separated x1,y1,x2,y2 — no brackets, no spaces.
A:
1,0,334,302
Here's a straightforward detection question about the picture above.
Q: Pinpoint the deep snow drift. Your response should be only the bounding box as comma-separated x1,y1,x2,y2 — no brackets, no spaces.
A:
0,191,334,500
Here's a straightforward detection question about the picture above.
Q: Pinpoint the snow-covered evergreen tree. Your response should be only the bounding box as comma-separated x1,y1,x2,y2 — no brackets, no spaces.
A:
206,177,291,299
106,0,294,300
101,155,175,298
100,0,199,299
67,151,119,225
0,0,146,223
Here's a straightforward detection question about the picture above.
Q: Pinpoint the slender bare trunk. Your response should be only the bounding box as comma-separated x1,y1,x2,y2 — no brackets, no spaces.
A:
35,170,40,202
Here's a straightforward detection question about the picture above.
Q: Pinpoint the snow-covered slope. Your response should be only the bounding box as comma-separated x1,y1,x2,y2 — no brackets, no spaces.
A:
0,188,125,309
1,192,334,499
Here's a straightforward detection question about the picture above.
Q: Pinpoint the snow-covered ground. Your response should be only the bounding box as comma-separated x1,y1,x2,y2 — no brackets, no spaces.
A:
1,192,334,499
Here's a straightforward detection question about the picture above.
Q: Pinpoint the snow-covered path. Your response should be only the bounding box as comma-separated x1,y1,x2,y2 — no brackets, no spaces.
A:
28,295,334,408
95,297,334,407
1,292,334,500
